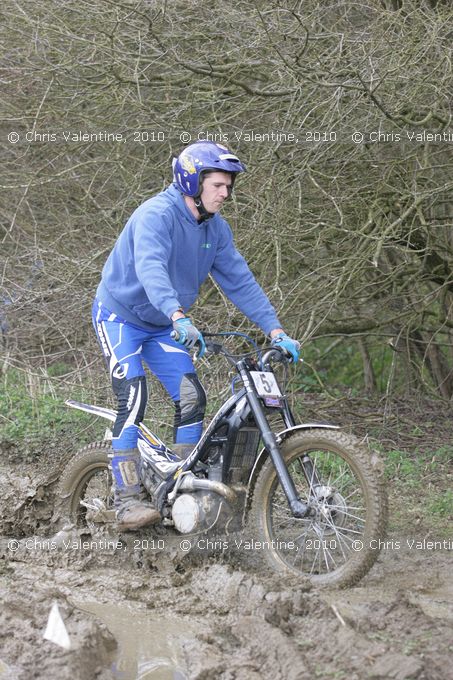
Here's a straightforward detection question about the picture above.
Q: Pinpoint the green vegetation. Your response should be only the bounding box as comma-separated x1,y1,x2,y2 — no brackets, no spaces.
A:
385,445,453,489
0,365,181,459
426,490,453,518
293,339,396,395
383,445,453,534
0,367,105,459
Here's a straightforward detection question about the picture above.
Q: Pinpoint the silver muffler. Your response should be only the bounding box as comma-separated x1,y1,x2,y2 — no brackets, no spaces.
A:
171,475,237,534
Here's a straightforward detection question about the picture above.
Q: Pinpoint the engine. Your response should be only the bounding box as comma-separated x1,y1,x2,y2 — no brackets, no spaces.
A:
171,490,233,534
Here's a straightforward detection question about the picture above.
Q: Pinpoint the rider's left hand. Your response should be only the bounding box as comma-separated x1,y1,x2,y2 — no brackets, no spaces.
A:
271,332,301,363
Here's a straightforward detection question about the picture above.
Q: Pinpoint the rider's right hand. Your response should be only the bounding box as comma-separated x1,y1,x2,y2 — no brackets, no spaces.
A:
270,332,301,363
172,317,206,357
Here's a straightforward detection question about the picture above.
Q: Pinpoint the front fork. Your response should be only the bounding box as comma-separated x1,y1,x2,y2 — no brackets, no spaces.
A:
280,392,322,491
247,389,312,518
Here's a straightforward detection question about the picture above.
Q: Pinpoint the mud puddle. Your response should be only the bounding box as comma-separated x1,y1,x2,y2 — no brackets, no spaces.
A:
2,533,453,680
73,601,193,679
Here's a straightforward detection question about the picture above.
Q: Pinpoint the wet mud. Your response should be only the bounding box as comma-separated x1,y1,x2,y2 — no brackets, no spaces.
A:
1,455,452,679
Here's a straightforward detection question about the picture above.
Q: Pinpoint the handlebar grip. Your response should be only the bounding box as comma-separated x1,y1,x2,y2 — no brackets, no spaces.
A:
261,347,290,365
270,348,286,360
171,329,204,359
275,349,290,363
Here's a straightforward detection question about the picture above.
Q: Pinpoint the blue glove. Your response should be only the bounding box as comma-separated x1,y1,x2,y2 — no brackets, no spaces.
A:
172,317,206,358
271,332,300,363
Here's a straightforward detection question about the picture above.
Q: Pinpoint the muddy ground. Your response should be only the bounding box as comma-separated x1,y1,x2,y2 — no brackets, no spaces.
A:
0,395,452,680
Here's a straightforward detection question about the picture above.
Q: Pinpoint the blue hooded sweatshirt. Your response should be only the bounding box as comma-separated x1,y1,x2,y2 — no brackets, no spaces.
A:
96,184,281,335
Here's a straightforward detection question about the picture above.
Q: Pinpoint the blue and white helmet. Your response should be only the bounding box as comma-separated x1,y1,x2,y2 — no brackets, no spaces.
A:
173,141,246,197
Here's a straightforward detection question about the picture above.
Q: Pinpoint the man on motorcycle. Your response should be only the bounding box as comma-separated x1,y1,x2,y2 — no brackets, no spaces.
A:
93,141,300,530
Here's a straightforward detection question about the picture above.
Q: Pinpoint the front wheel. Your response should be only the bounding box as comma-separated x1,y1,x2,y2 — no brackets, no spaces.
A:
250,429,387,587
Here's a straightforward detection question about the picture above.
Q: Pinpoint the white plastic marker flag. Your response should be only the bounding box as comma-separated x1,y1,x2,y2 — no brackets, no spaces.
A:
43,602,71,650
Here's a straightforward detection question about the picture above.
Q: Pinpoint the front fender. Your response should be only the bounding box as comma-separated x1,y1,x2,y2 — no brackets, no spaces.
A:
244,423,339,516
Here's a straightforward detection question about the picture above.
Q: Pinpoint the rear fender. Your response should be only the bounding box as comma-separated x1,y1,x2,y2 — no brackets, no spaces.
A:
65,399,116,422
65,399,114,440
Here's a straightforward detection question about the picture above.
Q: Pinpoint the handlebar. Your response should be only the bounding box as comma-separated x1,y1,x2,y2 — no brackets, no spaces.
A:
171,329,292,367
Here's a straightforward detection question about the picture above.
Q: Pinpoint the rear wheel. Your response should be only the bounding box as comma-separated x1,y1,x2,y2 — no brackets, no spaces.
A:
57,441,113,531
250,429,387,587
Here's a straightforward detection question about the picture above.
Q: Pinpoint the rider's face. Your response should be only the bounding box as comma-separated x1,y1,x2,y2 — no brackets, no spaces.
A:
200,172,233,213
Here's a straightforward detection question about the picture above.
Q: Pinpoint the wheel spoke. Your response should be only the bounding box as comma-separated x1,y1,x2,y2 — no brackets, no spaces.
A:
266,445,371,578
72,467,113,529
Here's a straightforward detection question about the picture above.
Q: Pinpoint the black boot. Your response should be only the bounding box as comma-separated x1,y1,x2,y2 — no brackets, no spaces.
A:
110,448,161,530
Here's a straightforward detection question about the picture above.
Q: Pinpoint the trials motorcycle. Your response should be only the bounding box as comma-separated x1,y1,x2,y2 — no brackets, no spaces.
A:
58,332,387,587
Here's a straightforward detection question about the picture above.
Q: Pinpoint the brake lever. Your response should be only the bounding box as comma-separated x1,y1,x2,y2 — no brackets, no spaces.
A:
262,347,287,363
170,330,212,361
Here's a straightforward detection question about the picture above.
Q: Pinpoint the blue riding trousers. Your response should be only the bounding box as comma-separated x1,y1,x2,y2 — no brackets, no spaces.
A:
92,299,206,451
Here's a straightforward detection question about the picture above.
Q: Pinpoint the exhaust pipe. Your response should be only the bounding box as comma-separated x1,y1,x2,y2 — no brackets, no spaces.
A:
177,475,237,504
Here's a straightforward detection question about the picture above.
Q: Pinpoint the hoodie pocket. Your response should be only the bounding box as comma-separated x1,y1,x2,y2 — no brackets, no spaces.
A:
133,303,169,325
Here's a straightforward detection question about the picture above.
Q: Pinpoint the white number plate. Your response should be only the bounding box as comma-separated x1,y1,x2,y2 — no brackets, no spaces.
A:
250,371,282,398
